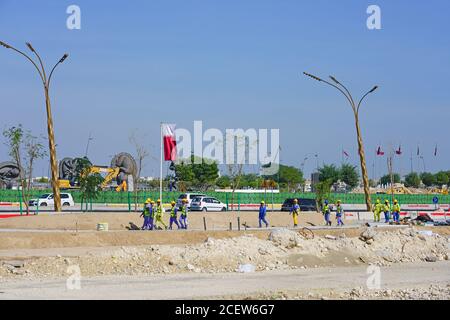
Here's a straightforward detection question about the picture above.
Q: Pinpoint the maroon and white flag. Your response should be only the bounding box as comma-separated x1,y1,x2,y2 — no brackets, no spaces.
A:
376,146,384,156
162,123,177,161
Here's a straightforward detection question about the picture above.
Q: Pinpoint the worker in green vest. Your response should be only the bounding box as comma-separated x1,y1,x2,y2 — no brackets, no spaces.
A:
372,198,382,222
392,199,401,224
383,199,391,223
179,198,189,229
322,200,331,226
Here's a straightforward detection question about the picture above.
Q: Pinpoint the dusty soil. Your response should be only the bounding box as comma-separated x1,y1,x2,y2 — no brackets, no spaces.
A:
1,227,448,279
0,211,332,231
0,262,448,300
0,211,448,300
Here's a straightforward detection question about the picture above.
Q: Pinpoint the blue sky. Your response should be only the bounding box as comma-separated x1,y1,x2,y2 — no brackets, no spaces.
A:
1,0,449,179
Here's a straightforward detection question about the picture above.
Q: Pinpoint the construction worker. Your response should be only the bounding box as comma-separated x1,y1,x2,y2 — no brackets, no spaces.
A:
290,199,300,227
335,200,344,226
179,198,189,229
383,199,391,223
148,200,156,230
392,199,401,223
154,199,168,230
322,200,331,226
169,201,180,230
258,201,269,228
372,199,382,222
140,198,152,230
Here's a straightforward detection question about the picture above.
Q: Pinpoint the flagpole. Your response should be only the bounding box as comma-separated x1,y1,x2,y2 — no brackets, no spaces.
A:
160,122,163,203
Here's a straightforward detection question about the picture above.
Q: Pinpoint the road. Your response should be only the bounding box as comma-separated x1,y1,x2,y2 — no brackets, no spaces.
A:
0,261,448,299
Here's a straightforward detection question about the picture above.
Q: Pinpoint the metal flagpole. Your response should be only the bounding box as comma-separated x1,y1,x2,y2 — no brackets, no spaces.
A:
160,122,163,203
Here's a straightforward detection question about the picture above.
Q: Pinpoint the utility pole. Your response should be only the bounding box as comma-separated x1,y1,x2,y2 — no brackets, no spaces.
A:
0,41,68,212
303,72,378,211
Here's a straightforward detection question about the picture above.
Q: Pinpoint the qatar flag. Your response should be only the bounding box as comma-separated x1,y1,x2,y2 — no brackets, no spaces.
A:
162,123,177,161
376,146,385,156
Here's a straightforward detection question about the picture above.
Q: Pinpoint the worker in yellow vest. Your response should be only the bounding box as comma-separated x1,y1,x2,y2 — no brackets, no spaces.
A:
392,199,401,224
169,201,180,230
290,199,300,227
154,199,168,230
383,199,391,223
372,199,382,222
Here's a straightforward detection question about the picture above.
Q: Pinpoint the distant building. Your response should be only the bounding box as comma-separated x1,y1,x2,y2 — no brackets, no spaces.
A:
311,172,320,192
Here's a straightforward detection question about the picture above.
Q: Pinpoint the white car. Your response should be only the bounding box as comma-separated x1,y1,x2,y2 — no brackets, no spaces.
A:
176,193,207,208
29,193,75,207
190,196,227,212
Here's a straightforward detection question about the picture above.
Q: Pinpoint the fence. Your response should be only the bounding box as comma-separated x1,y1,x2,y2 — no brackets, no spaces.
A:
0,189,449,206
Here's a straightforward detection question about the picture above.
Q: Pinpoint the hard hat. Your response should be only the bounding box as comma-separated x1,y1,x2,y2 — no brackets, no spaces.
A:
324,200,329,205
171,201,176,205
145,198,151,204
394,199,398,203
182,198,188,203
260,201,265,204
385,199,389,203
151,200,155,204
293,199,298,203
157,199,161,203
376,199,381,203
337,200,341,203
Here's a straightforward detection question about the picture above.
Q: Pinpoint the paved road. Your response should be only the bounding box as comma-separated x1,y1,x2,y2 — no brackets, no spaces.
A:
0,261,448,299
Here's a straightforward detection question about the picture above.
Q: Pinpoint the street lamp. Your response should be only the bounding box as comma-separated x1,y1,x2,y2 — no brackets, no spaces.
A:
303,72,378,211
0,40,68,212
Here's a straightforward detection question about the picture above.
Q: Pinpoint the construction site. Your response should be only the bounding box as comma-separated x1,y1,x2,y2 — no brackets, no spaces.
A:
1,1,449,306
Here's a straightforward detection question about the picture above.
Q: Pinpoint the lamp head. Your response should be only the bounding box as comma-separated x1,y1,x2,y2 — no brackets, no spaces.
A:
59,53,69,63
26,42,35,52
303,72,323,82
0,41,11,49
369,85,378,93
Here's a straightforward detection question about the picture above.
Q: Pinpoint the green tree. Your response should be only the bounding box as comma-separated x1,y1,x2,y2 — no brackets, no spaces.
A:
3,125,46,214
315,179,332,212
420,172,436,187
379,173,401,185
216,175,231,188
265,164,304,192
174,155,219,191
435,171,449,186
318,164,340,184
76,157,103,211
239,174,262,189
404,172,421,188
340,164,359,190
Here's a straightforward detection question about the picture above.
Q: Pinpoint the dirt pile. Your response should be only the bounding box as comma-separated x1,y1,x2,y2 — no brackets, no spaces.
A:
0,227,448,279
228,284,450,300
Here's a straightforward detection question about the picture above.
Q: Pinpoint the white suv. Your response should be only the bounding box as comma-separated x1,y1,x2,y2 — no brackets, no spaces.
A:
30,193,75,207
176,193,206,208
190,196,227,212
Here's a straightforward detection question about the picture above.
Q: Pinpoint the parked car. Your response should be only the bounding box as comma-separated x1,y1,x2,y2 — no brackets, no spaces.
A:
190,196,227,212
176,193,207,208
29,193,75,207
281,198,317,212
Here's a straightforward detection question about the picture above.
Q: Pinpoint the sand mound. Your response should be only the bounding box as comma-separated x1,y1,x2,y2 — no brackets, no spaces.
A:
1,227,448,279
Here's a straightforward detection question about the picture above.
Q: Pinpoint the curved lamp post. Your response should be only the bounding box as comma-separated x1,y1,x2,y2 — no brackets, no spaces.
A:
303,72,378,211
0,40,68,212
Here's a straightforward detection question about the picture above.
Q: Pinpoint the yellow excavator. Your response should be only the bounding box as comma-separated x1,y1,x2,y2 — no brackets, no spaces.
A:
59,166,127,191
